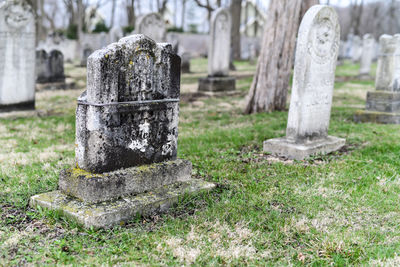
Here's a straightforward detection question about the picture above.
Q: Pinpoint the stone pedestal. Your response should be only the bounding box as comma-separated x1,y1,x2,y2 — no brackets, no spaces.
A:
263,136,345,160
30,159,215,228
198,76,236,93
354,91,400,124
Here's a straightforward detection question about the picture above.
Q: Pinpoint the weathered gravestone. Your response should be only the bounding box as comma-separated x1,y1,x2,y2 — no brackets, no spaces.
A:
263,5,345,160
198,8,236,93
359,34,375,79
30,35,215,228
181,52,191,73
80,46,94,67
36,49,66,88
0,0,35,111
354,34,400,124
351,35,362,63
135,13,166,42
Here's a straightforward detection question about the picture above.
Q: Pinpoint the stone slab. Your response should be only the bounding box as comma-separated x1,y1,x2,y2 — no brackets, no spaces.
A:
354,109,400,124
366,91,400,112
30,179,215,229
198,76,236,92
0,101,35,113
263,136,345,160
59,159,192,204
35,82,72,91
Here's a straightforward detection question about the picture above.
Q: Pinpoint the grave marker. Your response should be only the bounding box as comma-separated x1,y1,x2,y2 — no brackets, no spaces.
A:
263,5,345,160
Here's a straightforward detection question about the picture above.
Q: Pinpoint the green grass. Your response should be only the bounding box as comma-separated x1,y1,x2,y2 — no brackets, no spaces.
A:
1,60,400,266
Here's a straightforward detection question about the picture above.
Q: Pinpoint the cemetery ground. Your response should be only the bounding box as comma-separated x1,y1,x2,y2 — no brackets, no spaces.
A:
0,59,399,266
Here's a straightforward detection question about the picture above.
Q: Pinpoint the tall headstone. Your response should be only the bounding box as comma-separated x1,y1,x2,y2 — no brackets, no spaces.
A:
0,0,35,111
135,13,166,42
355,34,400,124
359,34,375,79
198,8,236,93
181,52,191,73
351,35,362,63
263,5,345,160
80,46,93,67
30,35,214,228
36,49,65,86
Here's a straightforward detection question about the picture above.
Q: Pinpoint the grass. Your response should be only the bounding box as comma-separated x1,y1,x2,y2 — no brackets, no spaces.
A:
1,59,400,266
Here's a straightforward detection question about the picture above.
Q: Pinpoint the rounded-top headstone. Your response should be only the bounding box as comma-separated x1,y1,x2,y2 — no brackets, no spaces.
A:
286,5,340,142
208,8,232,77
135,13,166,43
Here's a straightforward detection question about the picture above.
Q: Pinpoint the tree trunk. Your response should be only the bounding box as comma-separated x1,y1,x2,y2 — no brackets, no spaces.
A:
244,0,318,114
181,0,187,30
127,0,136,26
110,0,117,27
230,0,242,60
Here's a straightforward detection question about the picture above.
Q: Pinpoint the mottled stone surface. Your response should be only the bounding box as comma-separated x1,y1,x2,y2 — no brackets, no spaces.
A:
76,35,181,173
30,179,215,229
0,0,35,111
359,34,375,78
30,34,214,228
208,8,231,77
135,13,166,43
375,35,396,91
264,5,345,159
59,159,192,204
36,49,65,84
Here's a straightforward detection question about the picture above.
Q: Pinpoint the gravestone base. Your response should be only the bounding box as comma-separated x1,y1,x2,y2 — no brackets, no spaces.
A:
358,73,371,80
263,136,346,160
0,101,35,113
354,91,400,124
30,179,215,229
30,159,215,228
198,76,236,92
354,110,400,124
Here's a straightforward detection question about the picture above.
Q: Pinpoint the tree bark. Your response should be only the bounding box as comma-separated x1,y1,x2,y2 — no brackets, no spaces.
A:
110,0,117,27
244,0,318,114
230,0,242,60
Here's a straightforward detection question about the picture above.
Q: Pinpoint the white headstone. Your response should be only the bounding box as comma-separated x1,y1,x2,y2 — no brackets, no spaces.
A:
351,36,362,63
208,8,231,77
135,13,166,43
286,6,340,141
264,5,345,159
375,35,396,91
0,0,35,110
359,34,375,77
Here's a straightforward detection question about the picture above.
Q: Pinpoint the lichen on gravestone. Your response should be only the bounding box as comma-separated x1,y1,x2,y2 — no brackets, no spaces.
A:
76,34,181,173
